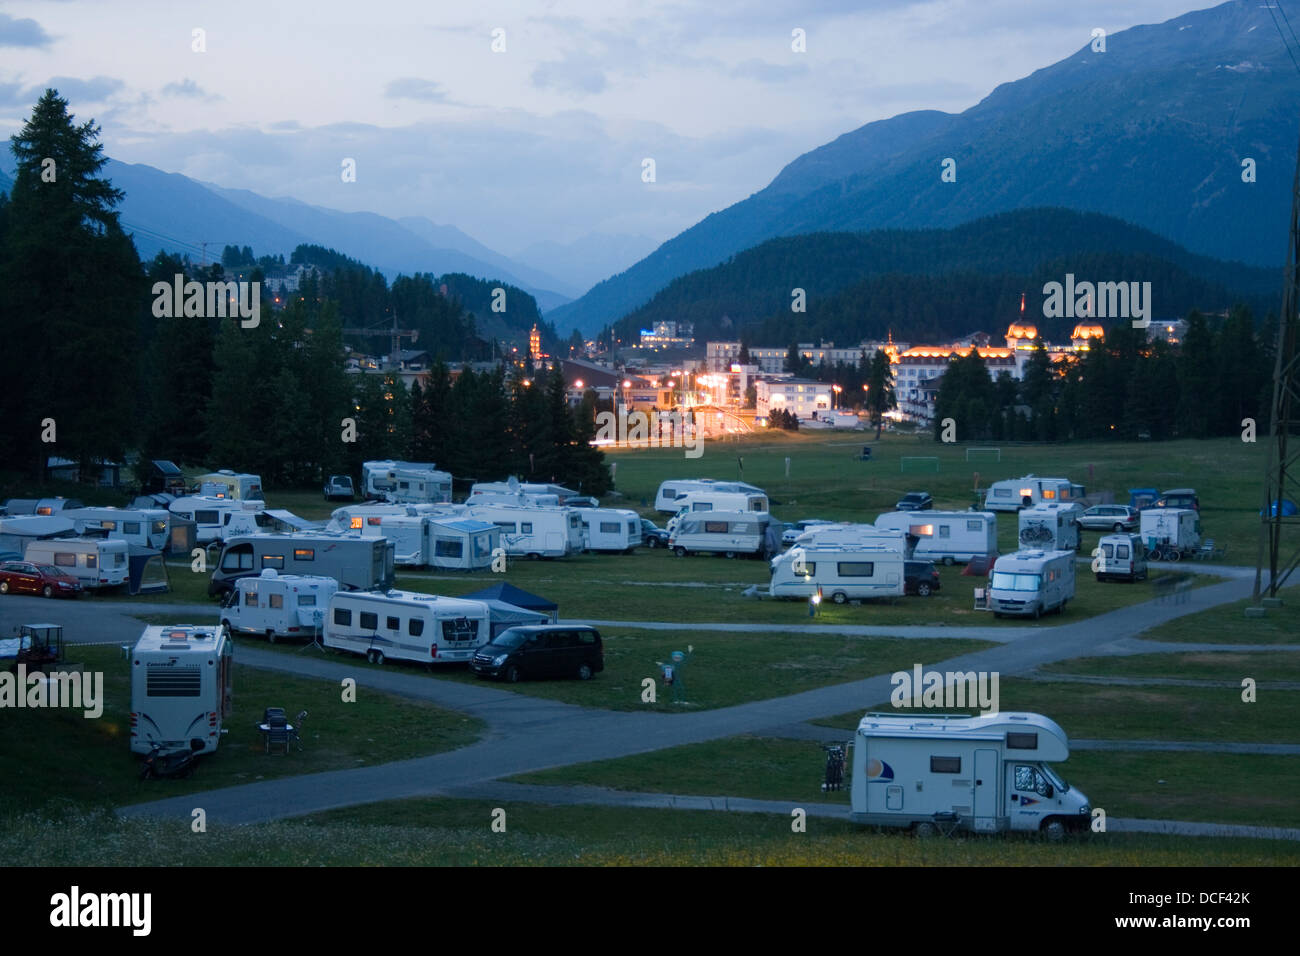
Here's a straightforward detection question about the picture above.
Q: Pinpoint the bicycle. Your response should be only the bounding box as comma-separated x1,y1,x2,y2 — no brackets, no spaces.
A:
821,743,847,792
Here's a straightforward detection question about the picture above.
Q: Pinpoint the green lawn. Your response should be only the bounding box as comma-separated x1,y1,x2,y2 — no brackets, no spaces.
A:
1041,651,1300,682
1,644,484,814
1141,588,1300,644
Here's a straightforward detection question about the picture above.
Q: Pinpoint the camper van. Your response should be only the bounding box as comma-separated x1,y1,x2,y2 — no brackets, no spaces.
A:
988,549,1076,618
874,511,998,565
983,476,1075,512
1094,533,1147,582
769,545,904,602
669,510,780,559
1017,502,1083,552
361,461,453,504
576,507,641,553
67,507,170,550
666,489,769,529
849,711,1092,839
24,537,130,589
219,570,338,642
169,496,265,545
654,479,766,514
464,504,582,559
324,589,492,665
209,532,395,597
1139,508,1201,559
129,625,233,756
196,471,263,501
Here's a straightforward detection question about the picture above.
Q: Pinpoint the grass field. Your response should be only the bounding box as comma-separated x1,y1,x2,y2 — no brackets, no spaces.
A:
1041,651,1300,682
1141,588,1300,644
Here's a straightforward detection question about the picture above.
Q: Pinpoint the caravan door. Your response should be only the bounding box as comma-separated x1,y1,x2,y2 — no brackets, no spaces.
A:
973,749,1000,832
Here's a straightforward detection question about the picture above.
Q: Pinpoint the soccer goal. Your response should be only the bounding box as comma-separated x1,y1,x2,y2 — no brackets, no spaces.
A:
966,447,1002,462
900,457,940,474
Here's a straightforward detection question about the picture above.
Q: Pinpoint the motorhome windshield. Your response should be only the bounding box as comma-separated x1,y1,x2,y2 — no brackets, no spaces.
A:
992,571,1042,592
1041,763,1070,793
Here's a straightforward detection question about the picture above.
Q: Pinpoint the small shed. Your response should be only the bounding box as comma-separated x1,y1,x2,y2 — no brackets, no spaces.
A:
459,582,558,622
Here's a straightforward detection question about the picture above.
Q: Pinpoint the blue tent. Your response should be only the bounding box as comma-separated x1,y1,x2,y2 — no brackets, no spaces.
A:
459,582,558,621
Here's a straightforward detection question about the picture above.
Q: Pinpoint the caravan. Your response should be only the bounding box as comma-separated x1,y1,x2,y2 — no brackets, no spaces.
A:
576,508,641,553
849,712,1091,839
793,523,910,554
769,545,904,602
209,532,395,597
169,496,265,545
465,504,582,559
983,476,1075,512
669,511,780,558
324,589,492,665
129,625,233,756
988,550,1075,618
1139,508,1201,559
874,511,997,565
197,471,263,501
219,571,338,642
67,507,170,550
24,537,130,589
654,479,766,515
1017,503,1083,552
666,489,769,529
470,481,578,502
361,461,453,504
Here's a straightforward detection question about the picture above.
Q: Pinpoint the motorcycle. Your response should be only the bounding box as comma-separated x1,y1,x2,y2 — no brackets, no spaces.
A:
139,741,203,780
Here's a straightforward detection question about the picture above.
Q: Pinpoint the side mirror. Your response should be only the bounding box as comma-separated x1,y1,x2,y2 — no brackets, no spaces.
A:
1044,784,1054,799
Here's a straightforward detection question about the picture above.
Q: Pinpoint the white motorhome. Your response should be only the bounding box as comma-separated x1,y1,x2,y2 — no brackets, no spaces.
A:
1094,533,1148,583
169,496,266,545
130,625,233,756
769,545,904,602
669,511,780,559
850,711,1092,839
219,570,338,642
654,479,765,514
24,537,130,589
984,476,1075,512
66,507,170,550
793,523,911,555
196,471,263,501
209,532,395,597
988,549,1075,618
327,502,457,533
1017,502,1083,552
1139,508,1201,558
361,461,453,504
324,589,492,665
576,507,641,553
471,481,578,502
874,511,998,565
465,504,582,559
467,490,561,508
666,489,769,530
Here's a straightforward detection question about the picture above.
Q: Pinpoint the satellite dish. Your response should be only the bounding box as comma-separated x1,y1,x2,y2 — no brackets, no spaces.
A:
507,476,520,494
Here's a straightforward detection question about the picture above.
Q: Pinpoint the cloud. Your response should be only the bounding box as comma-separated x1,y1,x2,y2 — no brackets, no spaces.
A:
161,78,216,100
532,51,608,96
384,77,451,102
730,58,811,83
0,13,53,49
37,75,125,104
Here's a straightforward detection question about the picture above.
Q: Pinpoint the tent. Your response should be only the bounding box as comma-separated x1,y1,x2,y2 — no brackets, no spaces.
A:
166,515,197,555
127,546,170,595
427,518,500,571
459,582,558,621
482,599,549,639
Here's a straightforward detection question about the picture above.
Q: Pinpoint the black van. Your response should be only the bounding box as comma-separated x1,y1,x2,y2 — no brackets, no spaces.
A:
471,625,604,682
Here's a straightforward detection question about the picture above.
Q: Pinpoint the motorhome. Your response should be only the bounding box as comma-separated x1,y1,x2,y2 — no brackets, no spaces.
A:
169,496,265,545
196,471,263,501
988,549,1076,618
467,490,561,508
1094,533,1148,583
129,625,233,756
669,510,781,559
769,544,904,602
24,537,130,589
219,570,338,642
1017,502,1084,552
221,507,321,538
874,511,998,565
324,589,492,665
327,502,457,533
983,476,1075,512
849,711,1092,839
361,461,453,504
209,532,395,597
66,507,170,550
654,479,766,514
576,507,641,552
3,497,84,516
464,504,582,559
470,481,578,503
666,489,769,530
1139,508,1201,558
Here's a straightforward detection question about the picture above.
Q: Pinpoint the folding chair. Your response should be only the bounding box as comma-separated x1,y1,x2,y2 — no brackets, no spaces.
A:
266,713,290,755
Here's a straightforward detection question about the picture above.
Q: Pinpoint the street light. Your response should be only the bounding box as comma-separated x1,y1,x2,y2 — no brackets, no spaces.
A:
832,384,842,409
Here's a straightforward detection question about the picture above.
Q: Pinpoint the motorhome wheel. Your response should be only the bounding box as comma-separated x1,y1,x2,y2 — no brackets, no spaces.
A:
913,822,938,838
577,663,593,680
1042,820,1066,843
831,591,847,605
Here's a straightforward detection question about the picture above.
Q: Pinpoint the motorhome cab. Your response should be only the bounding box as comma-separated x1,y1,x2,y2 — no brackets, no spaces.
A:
1139,508,1201,559
669,510,781,558
219,570,338,642
324,589,492,665
984,476,1074,512
361,461,453,504
169,496,265,545
130,625,233,756
769,545,904,602
576,507,641,553
66,507,171,550
654,479,766,515
1017,502,1083,551
1094,533,1148,582
209,532,395,597
24,537,129,589
874,511,997,565
464,504,581,558
989,549,1075,618
850,712,1091,840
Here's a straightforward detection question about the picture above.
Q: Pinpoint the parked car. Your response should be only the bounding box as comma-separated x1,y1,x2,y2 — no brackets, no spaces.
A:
782,519,835,545
0,562,83,598
1078,504,1139,532
640,518,670,548
903,560,941,597
470,625,604,682
323,475,355,501
895,492,934,511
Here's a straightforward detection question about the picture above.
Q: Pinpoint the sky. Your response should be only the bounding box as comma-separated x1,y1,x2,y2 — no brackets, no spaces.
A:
0,0,1212,258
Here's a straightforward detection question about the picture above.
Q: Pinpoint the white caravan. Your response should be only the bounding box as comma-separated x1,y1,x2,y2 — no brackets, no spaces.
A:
793,524,910,555
361,461,452,504
219,571,338,642
169,496,266,545
1094,533,1148,582
1017,502,1084,552
467,490,561,508
209,532,395,597
984,476,1075,512
66,507,170,550
465,504,582,558
874,511,998,565
470,481,578,502
196,471,263,501
850,711,1091,838
130,625,233,756
654,479,765,514
576,507,641,553
24,537,130,589
988,549,1076,618
769,545,905,602
327,502,457,533
324,589,492,665
669,511,780,558
1139,508,1201,557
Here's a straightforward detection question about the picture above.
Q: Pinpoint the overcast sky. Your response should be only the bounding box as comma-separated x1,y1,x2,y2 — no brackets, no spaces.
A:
0,0,1210,257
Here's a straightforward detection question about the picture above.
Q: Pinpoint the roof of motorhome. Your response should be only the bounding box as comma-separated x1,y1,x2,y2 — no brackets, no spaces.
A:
27,535,127,550
877,510,996,519
134,625,225,654
857,711,1069,746
333,589,489,612
429,518,497,533
242,570,338,587
994,549,1075,566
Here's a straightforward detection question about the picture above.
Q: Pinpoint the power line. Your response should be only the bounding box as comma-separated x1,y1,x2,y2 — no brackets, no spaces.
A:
1266,2,1300,77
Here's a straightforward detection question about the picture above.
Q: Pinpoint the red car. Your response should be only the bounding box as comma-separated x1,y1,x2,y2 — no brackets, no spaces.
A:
0,562,83,598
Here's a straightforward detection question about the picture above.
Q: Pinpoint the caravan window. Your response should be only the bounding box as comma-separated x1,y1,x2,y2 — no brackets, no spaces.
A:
966,519,982,532
837,562,875,577
151,520,167,535
1102,543,1114,559
521,522,534,534
1117,544,1130,559
409,618,424,637
930,756,961,773
99,520,118,531
599,521,620,534
993,488,1010,498
54,553,76,567
294,549,315,562
350,517,364,530
494,521,516,533
799,562,817,576
938,525,951,538
435,539,463,558
693,502,714,512
359,612,378,630
1007,732,1038,750
269,594,284,610
123,521,140,535
195,510,220,524
111,552,125,567
297,594,317,607
1042,489,1056,500
386,616,400,631
223,546,254,571
86,554,98,569
662,487,675,499
244,590,258,607
703,520,728,534
333,608,352,626
261,555,285,570
442,618,479,643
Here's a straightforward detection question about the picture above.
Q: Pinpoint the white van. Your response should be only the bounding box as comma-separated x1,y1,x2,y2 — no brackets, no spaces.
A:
874,511,997,565
988,549,1075,619
669,511,780,558
984,476,1075,512
654,479,766,514
1139,508,1201,559
576,507,641,552
219,570,338,642
67,507,170,550
130,625,233,756
169,496,265,545
465,504,582,558
24,537,130,589
324,589,492,665
1017,502,1083,552
1094,533,1147,583
770,545,904,602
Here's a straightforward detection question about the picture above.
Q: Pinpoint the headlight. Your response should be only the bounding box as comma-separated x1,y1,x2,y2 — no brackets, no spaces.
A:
58,582,73,588
493,654,508,666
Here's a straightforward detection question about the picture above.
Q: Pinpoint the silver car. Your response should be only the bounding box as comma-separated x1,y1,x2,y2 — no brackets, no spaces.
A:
1079,504,1139,532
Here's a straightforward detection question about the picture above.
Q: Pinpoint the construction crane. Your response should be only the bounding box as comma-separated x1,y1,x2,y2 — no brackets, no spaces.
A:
341,311,419,369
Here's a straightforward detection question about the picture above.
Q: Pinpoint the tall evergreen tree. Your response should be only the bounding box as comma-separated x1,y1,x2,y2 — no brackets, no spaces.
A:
865,349,897,439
